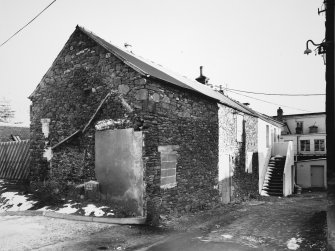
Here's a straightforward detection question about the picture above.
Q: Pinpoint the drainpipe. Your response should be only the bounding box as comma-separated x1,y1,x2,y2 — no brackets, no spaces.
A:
296,135,300,162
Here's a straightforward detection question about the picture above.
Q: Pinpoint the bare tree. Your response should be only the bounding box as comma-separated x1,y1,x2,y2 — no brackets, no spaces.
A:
0,97,15,123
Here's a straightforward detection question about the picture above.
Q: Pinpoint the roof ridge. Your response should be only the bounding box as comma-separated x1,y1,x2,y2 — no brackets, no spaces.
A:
78,25,258,116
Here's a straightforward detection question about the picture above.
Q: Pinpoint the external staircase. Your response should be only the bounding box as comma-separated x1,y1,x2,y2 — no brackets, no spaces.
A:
262,156,286,196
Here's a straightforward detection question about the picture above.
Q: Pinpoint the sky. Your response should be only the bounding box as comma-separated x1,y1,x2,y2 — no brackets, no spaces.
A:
0,0,326,125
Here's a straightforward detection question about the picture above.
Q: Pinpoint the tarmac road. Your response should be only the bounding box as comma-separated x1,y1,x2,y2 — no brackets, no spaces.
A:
143,191,327,251
0,191,327,251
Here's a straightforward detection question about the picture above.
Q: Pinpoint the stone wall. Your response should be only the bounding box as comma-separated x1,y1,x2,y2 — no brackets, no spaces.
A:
145,79,220,215
218,105,259,202
29,28,144,182
29,27,220,222
232,114,259,201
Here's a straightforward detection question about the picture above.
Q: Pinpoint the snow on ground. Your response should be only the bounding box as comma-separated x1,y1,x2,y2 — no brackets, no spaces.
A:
0,180,118,217
82,204,108,216
56,203,79,214
286,237,303,250
37,206,52,211
221,234,233,239
0,192,36,212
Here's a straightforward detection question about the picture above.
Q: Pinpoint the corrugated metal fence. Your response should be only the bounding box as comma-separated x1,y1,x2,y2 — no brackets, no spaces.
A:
0,140,30,180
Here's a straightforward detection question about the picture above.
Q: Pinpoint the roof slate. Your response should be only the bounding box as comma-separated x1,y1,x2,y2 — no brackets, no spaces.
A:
31,25,282,126
78,26,256,116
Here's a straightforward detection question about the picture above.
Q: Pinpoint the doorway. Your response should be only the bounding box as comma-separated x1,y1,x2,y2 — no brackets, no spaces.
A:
219,153,232,203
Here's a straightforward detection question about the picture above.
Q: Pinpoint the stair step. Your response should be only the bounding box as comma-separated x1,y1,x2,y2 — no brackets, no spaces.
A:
267,185,283,189
267,175,283,179
264,181,283,185
265,176,283,180
262,157,286,197
267,168,284,171
268,167,284,170
267,188,283,192
267,171,284,174
266,185,283,189
267,192,283,196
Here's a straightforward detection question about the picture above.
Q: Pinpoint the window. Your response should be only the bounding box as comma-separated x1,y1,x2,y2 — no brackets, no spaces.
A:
300,140,310,151
314,139,325,151
296,121,303,134
236,114,243,142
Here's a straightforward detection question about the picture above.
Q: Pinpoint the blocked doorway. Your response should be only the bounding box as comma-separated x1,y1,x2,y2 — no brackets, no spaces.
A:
219,153,232,203
95,128,144,216
311,165,324,188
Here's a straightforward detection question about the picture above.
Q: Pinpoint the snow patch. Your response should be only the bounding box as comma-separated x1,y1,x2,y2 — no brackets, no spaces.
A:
56,203,78,214
37,206,52,211
82,204,108,216
221,234,233,239
107,212,115,216
0,192,36,212
286,237,303,250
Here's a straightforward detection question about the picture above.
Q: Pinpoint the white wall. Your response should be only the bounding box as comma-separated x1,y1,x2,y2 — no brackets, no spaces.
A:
272,142,289,156
283,114,326,134
282,141,294,196
296,159,327,188
280,135,298,155
257,118,282,193
258,119,281,153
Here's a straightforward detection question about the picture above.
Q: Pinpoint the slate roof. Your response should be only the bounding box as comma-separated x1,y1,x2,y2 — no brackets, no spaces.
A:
77,26,256,116
31,25,282,126
273,112,325,118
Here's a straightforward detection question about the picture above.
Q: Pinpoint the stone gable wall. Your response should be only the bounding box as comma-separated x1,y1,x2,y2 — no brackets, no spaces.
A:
30,28,220,222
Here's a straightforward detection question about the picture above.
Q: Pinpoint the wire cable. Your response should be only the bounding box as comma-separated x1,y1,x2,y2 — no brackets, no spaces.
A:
225,89,314,113
224,87,325,96
0,0,57,48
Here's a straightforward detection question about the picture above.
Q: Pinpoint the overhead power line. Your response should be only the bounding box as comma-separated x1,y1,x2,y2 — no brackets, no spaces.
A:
224,87,325,96
0,0,57,48
226,89,313,113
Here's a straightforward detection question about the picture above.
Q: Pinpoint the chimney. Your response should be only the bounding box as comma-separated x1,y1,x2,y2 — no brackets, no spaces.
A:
195,66,209,85
277,107,283,121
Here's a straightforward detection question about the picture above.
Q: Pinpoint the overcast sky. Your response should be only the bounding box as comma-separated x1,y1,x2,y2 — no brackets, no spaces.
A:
0,0,326,125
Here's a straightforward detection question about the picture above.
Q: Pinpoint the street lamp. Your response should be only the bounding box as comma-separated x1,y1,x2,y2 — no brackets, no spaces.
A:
304,39,330,55
304,39,322,55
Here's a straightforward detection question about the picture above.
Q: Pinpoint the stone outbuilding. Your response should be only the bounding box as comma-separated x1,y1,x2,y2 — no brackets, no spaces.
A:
29,25,281,223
